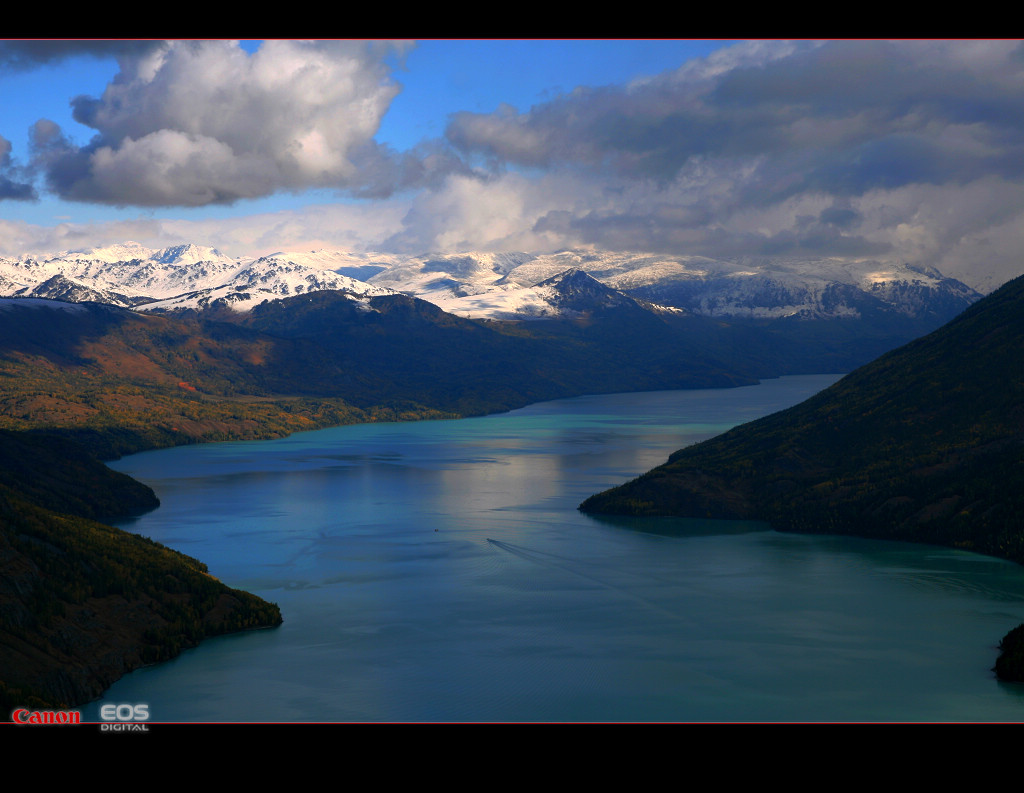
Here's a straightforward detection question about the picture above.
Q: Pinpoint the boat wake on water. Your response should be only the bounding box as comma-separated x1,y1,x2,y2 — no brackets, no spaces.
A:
486,538,691,623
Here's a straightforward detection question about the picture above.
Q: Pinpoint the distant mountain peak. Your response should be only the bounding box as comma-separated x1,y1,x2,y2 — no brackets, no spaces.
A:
154,244,230,265
537,268,637,313
0,242,984,325
68,241,156,263
538,266,588,285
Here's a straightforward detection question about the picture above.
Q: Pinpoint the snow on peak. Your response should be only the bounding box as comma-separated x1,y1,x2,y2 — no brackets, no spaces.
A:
154,244,232,265
65,241,157,263
0,242,982,322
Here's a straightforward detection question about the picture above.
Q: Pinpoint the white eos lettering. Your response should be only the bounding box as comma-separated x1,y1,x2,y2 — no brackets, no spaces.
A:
100,703,150,722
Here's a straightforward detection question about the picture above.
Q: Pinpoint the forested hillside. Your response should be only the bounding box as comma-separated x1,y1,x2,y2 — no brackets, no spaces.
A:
0,431,282,712
580,274,1024,679
581,274,1024,556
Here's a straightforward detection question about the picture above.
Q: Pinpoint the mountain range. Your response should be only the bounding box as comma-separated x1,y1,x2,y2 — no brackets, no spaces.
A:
0,242,985,394
0,243,979,324
0,239,1012,709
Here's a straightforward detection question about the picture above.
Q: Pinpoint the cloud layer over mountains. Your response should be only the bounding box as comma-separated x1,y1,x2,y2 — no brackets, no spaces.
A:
4,40,1024,292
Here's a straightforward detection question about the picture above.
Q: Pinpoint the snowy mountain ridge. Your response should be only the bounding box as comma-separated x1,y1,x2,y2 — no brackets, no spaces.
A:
0,244,398,313
0,243,982,321
360,250,981,321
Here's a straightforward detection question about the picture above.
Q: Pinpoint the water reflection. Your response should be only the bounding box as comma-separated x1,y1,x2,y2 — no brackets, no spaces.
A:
94,375,1024,722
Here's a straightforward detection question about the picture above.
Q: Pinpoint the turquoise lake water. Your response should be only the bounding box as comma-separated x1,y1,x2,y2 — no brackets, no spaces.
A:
88,375,1024,722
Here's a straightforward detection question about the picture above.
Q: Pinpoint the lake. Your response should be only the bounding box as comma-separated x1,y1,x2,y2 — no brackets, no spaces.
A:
86,374,1024,721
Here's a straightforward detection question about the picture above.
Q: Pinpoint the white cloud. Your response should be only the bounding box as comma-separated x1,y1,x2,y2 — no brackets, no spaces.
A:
0,200,411,260
39,40,415,206
13,39,1024,291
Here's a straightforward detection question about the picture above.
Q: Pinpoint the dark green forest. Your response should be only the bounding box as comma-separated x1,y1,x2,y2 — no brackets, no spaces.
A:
0,432,281,713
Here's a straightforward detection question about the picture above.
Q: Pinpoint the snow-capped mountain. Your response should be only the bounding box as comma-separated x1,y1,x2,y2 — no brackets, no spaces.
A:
525,268,675,319
357,250,980,322
56,241,159,264
0,244,397,314
151,243,230,265
12,274,145,308
260,249,406,282
604,257,981,321
0,243,981,323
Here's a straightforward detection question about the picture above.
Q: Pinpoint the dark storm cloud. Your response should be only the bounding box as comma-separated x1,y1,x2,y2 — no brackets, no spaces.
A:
0,134,36,201
0,175,35,200
345,140,475,200
0,40,164,70
445,44,808,174
535,205,890,259
710,40,1024,128
431,40,1024,276
446,40,1024,194
818,206,861,229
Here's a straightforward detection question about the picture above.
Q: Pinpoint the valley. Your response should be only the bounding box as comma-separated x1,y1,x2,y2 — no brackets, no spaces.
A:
0,240,1014,714
8,36,1024,723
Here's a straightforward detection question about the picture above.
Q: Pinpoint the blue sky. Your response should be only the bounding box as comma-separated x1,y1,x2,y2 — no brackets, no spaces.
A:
0,40,727,226
377,40,729,149
2,39,1024,291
